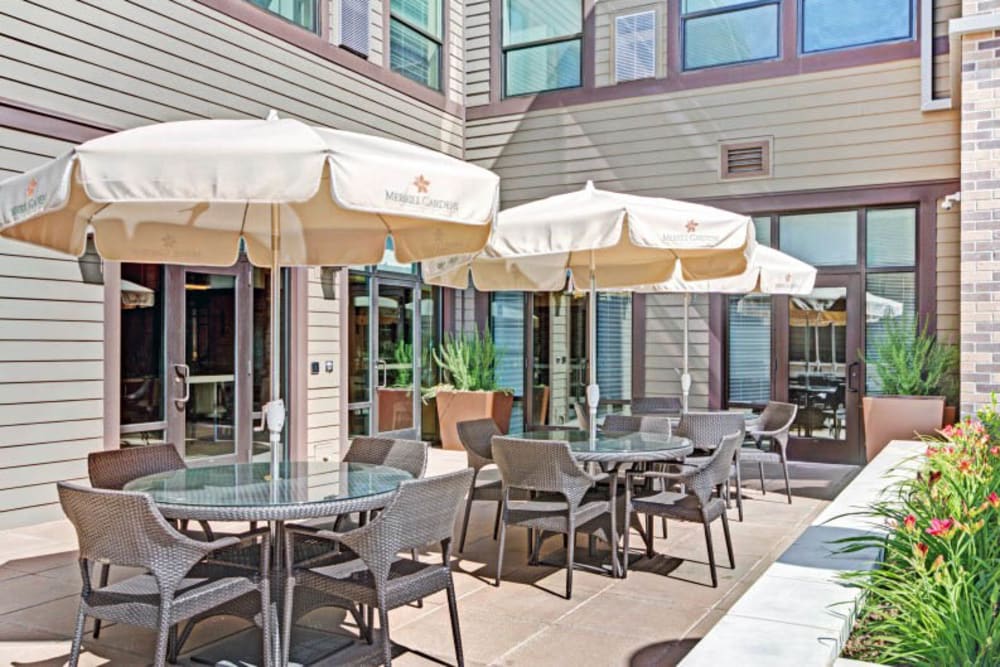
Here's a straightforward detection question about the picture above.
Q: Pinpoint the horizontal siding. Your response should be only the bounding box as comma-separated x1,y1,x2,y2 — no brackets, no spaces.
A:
307,267,342,462
465,0,491,106
934,0,961,39
448,0,465,107
466,59,958,204
0,0,463,155
937,205,960,343
644,294,710,411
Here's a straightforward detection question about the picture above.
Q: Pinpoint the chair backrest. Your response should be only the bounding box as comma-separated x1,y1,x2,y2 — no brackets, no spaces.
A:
757,401,798,434
492,436,593,506
344,436,428,478
631,396,682,415
601,414,672,436
674,412,746,451
338,469,474,582
88,444,186,491
456,418,500,470
687,432,744,505
573,402,589,430
57,482,200,577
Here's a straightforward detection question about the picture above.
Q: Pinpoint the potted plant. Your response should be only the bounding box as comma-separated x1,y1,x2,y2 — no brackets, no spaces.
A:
376,339,415,432
862,317,959,460
431,330,514,450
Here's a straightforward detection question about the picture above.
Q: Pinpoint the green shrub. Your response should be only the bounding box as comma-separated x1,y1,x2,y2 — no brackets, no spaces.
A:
867,316,958,402
432,329,508,393
389,340,413,389
842,395,1000,665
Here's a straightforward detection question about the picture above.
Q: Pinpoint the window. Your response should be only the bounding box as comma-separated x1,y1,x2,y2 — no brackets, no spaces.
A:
779,211,858,266
682,0,780,70
249,0,319,32
503,0,583,96
337,0,370,56
596,294,633,401
802,0,913,54
390,0,443,90
614,11,656,83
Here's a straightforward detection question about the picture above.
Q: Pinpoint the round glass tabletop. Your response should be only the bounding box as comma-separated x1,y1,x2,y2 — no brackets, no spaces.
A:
123,461,412,517
516,429,692,462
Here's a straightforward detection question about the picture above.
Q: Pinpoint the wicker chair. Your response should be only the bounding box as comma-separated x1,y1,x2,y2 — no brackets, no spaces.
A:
284,469,474,667
630,396,683,416
741,401,798,504
57,482,272,667
677,412,748,521
624,431,743,587
344,436,428,478
601,414,672,436
456,418,504,552
492,436,614,599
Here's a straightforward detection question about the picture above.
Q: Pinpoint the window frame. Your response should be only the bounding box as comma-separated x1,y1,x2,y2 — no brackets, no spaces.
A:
248,0,322,34
680,0,782,72
798,0,916,56
501,0,585,98
388,0,445,91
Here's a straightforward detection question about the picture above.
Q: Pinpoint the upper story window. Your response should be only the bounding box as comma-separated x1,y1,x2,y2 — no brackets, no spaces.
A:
249,0,319,32
503,0,583,97
389,0,443,90
614,10,656,83
681,0,780,70
801,0,914,54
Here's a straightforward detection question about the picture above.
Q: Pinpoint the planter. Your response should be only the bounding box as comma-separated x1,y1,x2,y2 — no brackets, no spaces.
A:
942,405,958,428
376,387,414,432
862,395,944,461
435,389,513,451
421,396,440,444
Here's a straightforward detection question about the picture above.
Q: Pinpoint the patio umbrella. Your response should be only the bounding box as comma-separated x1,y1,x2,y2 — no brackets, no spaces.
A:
423,181,755,441
639,245,817,412
0,113,500,475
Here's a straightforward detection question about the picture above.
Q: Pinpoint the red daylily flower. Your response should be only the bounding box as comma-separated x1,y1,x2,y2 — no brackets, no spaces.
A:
958,459,973,474
926,518,955,537
990,446,999,456
988,492,1000,509
903,514,917,531
913,542,929,558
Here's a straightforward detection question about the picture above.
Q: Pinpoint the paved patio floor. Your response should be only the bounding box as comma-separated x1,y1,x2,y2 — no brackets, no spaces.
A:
0,450,856,666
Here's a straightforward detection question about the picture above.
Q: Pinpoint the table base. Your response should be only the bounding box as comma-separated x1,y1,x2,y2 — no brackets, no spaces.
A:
190,626,354,666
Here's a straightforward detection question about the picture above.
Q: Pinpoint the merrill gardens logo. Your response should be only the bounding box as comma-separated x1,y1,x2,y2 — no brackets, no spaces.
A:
384,174,459,214
9,177,48,222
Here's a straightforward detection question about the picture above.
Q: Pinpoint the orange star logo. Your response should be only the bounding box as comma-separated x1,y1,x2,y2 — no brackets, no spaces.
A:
414,175,430,194
785,273,792,283
161,234,176,249
25,178,37,198
685,219,699,233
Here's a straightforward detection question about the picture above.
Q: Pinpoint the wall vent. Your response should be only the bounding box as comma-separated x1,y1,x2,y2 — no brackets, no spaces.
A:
720,140,771,179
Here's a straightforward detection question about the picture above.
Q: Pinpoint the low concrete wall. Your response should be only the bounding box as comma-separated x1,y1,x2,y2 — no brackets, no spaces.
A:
679,440,923,667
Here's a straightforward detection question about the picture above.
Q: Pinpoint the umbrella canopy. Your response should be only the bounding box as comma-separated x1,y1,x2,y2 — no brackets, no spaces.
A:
0,114,500,474
789,289,904,327
423,181,755,439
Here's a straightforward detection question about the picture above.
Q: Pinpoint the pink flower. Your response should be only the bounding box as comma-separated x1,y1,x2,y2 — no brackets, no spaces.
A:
903,514,917,531
990,446,999,456
988,492,1000,509
926,518,955,537
931,554,946,571
958,459,973,474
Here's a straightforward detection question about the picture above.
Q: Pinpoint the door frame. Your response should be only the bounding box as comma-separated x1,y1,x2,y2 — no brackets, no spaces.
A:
774,272,865,464
163,261,255,464
369,274,422,438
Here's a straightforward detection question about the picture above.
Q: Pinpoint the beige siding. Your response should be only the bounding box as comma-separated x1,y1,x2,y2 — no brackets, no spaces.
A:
465,0,492,106
370,0,385,66
0,131,104,531
937,205,960,344
447,1,466,106
307,268,343,463
644,294,710,410
595,0,668,88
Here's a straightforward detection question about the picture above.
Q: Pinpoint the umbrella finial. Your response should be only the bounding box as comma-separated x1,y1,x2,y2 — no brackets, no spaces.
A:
584,180,596,191
266,109,280,121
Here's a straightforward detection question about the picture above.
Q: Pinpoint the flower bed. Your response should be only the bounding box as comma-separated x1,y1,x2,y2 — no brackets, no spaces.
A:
842,396,1000,665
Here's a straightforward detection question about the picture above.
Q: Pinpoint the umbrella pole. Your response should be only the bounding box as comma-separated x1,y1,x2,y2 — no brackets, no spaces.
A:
267,204,285,477
587,268,599,445
681,293,691,413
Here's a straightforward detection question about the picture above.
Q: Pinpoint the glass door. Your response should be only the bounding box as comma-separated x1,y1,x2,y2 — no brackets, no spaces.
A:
163,263,256,463
775,273,864,463
373,280,420,438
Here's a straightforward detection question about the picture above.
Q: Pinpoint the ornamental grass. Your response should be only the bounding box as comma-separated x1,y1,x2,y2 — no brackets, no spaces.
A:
842,396,1000,665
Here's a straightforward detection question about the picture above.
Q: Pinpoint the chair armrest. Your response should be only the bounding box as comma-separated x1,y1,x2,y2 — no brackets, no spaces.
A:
286,524,352,548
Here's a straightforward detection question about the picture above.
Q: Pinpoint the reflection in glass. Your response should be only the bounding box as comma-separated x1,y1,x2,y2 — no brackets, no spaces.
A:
251,268,272,458
752,215,771,247
802,0,912,53
390,19,441,90
683,4,779,69
596,294,632,403
728,294,771,405
420,285,440,441
788,287,848,442
779,211,858,266
348,272,371,405
865,273,916,393
376,283,416,432
867,208,916,267
503,0,582,45
492,292,525,428
121,264,164,429
505,40,582,96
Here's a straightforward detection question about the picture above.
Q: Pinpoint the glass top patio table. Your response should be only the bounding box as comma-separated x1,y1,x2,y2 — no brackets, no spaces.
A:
515,429,693,463
123,460,413,523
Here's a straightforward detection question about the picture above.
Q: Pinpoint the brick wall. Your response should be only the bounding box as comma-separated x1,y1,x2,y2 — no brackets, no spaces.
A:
961,3,1000,414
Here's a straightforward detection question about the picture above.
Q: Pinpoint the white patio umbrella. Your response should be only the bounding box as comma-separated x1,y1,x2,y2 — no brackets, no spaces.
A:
0,113,500,475
423,181,756,441
640,245,817,411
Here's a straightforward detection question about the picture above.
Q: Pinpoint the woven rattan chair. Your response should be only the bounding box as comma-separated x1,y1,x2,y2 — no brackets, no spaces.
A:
677,412,748,521
741,401,798,504
57,482,272,667
630,396,683,416
285,469,474,667
456,418,504,552
601,414,673,436
492,436,613,599
624,431,743,587
344,436,428,478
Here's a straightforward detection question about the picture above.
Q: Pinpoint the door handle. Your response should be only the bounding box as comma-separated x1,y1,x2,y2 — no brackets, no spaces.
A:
173,364,190,408
376,359,388,388
847,361,861,393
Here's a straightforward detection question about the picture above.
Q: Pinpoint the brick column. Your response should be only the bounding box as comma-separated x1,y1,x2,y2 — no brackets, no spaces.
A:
960,4,1000,415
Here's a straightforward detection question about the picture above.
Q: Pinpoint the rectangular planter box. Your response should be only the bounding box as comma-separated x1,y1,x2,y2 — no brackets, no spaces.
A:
435,390,513,451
